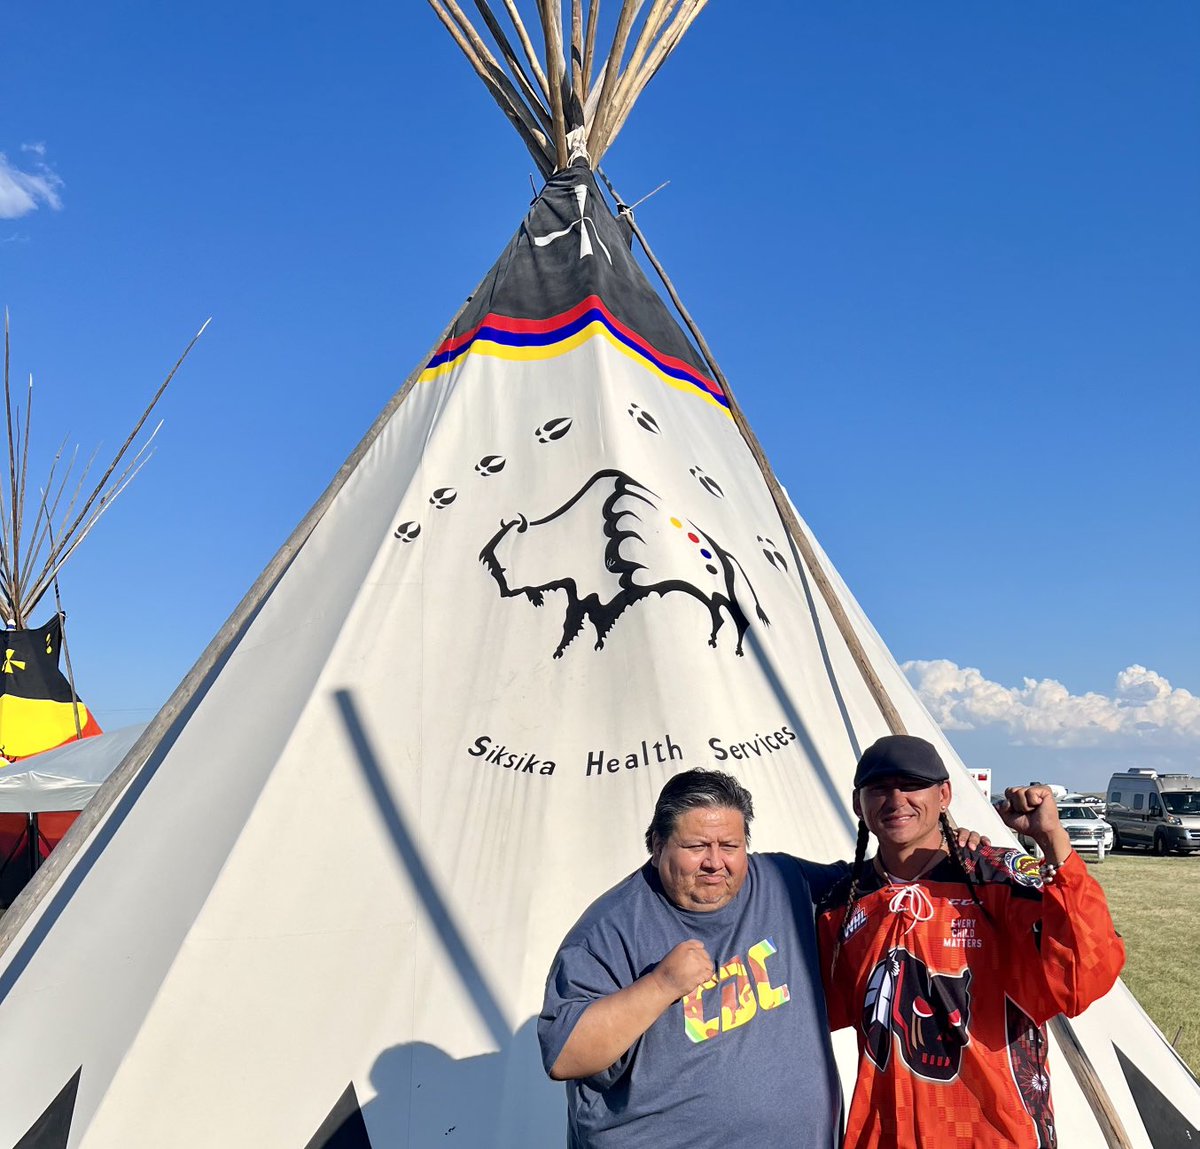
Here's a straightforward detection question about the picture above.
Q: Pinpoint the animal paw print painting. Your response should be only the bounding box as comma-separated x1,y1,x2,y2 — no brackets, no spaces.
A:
757,535,788,572
627,403,660,434
535,417,573,443
689,466,724,498
476,455,506,476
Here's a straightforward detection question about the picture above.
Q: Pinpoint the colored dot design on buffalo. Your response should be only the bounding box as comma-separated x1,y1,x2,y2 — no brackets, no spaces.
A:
535,416,573,443
627,403,660,434
757,535,788,572
429,487,458,508
670,518,719,577
394,521,421,543
689,466,725,498
475,455,506,476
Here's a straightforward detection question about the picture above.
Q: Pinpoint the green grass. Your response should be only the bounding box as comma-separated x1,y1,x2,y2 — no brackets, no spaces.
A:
1092,849,1200,1075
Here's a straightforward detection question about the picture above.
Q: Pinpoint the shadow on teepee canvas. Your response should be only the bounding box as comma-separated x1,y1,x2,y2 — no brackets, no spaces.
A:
334,689,510,1048
329,691,563,1145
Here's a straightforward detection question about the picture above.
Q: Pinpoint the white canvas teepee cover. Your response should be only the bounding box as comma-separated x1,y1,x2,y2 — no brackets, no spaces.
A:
0,167,1195,1149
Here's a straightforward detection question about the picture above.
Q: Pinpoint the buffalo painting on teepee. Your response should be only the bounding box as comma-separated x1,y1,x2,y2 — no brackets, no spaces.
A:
0,7,1196,1149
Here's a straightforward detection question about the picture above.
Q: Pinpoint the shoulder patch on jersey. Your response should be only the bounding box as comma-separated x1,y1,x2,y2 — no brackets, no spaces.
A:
1002,849,1044,889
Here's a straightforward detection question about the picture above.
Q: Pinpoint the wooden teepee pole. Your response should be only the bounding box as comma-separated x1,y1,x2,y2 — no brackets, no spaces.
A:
582,0,601,98
49,588,82,741
570,0,585,109
430,0,554,174
585,0,640,160
538,0,571,165
4,313,23,627
605,0,675,116
499,0,552,106
472,0,554,132
601,0,707,156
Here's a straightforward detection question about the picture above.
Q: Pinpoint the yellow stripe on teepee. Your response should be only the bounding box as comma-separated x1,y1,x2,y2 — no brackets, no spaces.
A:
418,320,731,415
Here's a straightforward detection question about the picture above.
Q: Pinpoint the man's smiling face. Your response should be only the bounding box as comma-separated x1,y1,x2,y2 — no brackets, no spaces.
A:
854,776,951,854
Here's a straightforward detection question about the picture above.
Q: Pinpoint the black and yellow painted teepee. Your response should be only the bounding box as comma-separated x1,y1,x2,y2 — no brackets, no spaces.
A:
0,313,203,763
0,617,101,761
0,7,1194,1148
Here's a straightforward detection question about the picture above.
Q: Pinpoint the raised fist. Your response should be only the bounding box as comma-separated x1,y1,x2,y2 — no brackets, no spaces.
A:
998,784,1062,839
654,939,716,1000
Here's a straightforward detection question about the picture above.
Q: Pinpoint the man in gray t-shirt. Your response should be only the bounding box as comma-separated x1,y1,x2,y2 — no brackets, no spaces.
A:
538,769,846,1148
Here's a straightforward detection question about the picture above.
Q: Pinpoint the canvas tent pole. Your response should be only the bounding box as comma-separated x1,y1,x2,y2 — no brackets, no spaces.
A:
602,0,708,155
582,0,601,96
429,0,555,176
596,169,1134,1149
46,517,83,741
538,0,571,164
470,1,555,131
586,0,641,160
499,0,552,106
570,0,585,108
0,288,485,959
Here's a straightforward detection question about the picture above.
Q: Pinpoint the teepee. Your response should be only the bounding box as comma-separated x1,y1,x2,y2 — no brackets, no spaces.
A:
0,315,202,764
0,6,1194,1148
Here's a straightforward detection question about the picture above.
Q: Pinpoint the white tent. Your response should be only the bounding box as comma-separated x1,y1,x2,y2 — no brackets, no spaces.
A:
0,7,1195,1148
0,725,146,814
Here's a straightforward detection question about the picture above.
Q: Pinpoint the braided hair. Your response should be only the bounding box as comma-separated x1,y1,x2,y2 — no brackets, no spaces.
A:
831,814,997,981
829,819,871,979
939,813,996,926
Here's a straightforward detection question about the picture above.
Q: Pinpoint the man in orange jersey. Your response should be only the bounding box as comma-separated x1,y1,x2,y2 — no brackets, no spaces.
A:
818,735,1125,1149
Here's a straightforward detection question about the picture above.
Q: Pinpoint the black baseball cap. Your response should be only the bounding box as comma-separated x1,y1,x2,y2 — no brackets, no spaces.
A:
853,735,949,789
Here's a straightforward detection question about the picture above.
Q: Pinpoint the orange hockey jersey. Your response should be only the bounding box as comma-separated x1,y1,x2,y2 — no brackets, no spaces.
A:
817,845,1124,1149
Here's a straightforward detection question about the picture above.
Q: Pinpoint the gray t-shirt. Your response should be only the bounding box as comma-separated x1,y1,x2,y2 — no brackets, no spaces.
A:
539,853,846,1149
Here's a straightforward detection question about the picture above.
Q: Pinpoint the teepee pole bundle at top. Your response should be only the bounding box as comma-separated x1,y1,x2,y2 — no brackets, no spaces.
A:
0,7,1193,1148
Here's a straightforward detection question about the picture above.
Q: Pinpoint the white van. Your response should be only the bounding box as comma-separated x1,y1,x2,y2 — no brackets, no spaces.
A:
1105,769,1200,855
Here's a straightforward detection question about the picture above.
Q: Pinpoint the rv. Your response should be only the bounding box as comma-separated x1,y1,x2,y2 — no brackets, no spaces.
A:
969,767,991,797
1105,769,1200,855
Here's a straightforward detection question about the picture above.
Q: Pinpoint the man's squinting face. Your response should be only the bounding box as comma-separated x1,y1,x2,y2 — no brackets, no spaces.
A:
652,806,749,912
854,777,951,853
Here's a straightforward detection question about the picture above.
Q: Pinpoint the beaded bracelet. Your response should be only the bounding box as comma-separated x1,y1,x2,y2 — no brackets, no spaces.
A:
1038,852,1072,883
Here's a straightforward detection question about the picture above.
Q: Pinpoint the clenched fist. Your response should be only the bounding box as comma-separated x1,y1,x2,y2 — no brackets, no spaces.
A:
997,784,1063,838
654,939,716,1000
996,784,1072,864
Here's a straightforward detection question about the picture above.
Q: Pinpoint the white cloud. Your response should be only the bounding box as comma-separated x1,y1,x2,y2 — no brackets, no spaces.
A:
903,659,1200,750
0,150,63,219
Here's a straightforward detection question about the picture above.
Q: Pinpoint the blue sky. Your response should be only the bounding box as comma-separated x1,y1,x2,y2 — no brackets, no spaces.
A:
2,2,1197,790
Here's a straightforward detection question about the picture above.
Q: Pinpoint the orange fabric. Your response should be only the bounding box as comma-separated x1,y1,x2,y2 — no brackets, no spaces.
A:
818,846,1124,1149
36,810,79,855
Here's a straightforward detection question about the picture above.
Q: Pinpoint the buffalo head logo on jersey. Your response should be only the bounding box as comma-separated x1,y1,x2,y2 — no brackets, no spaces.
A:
862,948,972,1082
